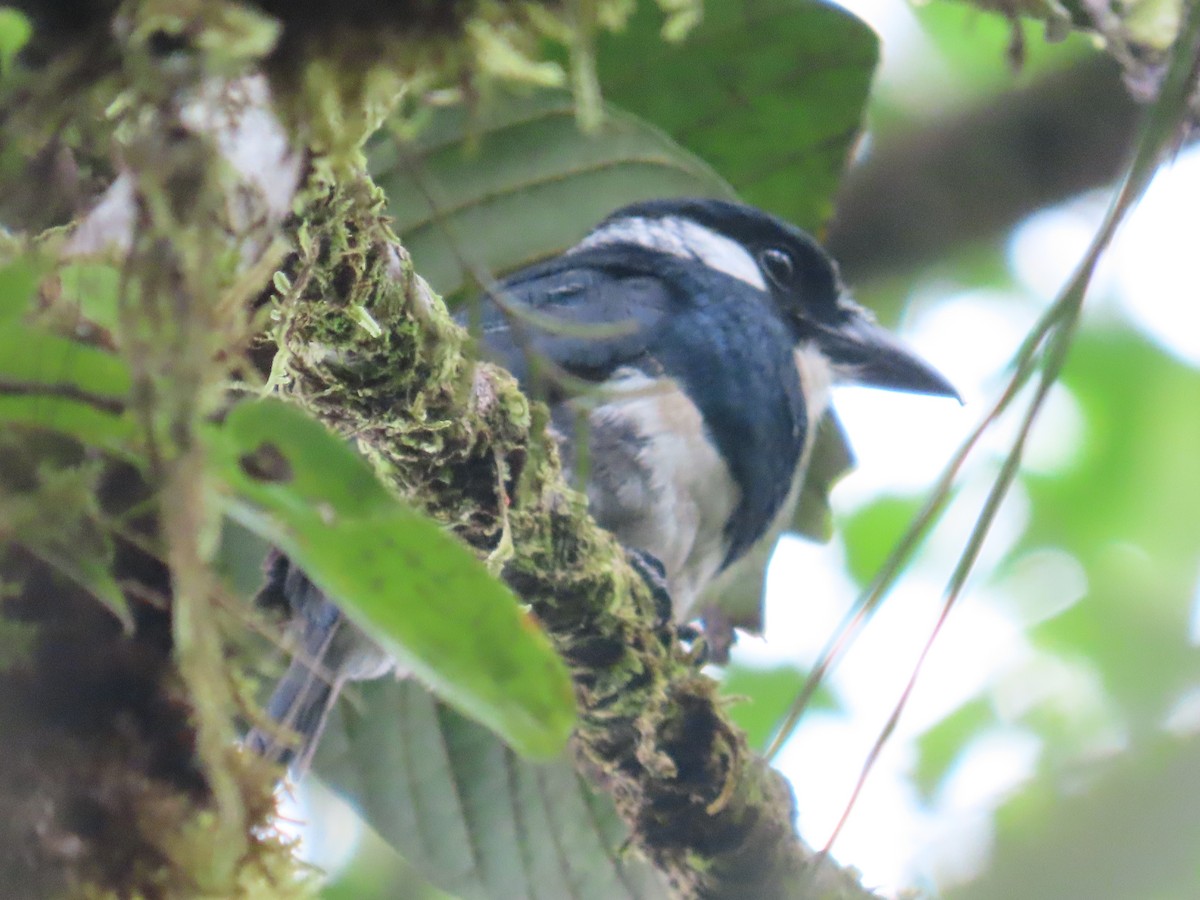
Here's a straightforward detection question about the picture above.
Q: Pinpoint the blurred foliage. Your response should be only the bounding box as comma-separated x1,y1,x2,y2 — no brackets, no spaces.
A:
4,0,1197,893
865,3,1095,136
213,398,576,760
1025,330,1200,732
826,11,1200,893
951,732,1200,900
322,819,451,900
912,697,995,800
0,7,31,75
831,255,1200,896
840,495,925,586
913,3,1088,92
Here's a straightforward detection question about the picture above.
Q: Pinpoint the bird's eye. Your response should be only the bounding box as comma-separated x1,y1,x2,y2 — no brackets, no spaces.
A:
759,248,794,289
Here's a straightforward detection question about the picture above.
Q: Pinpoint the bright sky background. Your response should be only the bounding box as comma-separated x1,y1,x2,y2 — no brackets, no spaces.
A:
738,0,1200,888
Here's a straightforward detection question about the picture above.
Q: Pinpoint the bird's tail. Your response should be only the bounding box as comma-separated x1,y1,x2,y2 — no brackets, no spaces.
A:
245,611,343,774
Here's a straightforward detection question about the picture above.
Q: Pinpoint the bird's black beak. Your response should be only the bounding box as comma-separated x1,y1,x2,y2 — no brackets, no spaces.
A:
818,311,960,401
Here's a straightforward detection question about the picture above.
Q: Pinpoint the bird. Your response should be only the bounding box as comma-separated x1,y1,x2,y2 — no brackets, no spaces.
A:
249,197,958,770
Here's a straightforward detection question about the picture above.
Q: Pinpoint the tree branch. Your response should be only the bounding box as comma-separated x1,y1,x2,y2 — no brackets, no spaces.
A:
826,55,1140,285
1,2,886,894
264,170,878,899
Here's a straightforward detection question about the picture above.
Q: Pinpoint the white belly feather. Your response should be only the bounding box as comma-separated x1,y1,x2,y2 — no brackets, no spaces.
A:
571,369,740,622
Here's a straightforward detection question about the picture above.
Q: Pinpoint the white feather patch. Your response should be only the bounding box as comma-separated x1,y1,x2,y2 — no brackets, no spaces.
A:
792,343,834,431
581,369,741,622
574,216,767,291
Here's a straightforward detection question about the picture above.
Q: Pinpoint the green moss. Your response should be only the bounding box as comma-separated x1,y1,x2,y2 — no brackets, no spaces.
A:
262,158,855,894
0,0,781,893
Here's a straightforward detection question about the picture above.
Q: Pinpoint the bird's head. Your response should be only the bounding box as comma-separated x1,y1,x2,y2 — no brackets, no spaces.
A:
579,197,960,401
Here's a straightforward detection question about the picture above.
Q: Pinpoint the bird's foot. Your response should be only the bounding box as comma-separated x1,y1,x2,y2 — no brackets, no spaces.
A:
624,547,672,625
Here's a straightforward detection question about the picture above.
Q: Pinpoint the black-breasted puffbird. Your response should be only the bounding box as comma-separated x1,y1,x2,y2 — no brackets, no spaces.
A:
248,197,959,770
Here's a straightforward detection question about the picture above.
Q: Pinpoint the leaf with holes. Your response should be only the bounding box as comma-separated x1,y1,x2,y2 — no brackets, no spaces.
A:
209,397,576,760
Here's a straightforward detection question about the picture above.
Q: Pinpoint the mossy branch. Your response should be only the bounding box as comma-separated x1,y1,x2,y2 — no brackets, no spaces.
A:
265,169,877,900
1,1,876,895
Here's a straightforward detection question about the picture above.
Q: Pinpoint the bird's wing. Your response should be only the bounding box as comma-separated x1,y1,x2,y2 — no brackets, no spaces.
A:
466,249,676,394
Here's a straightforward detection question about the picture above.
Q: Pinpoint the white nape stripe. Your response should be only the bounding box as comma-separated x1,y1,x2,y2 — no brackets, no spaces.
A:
573,216,767,291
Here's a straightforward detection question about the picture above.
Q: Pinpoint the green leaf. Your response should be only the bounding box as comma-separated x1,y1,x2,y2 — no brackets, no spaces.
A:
597,0,879,233
208,397,576,759
2,448,133,633
320,816,452,900
316,679,667,900
0,7,31,76
0,277,137,452
20,540,133,633
56,262,122,334
910,2,1090,103
375,1,877,290
0,395,137,453
840,493,924,587
0,256,41,323
0,328,131,402
214,519,273,600
912,697,995,801
372,90,735,299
